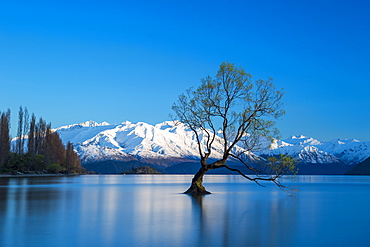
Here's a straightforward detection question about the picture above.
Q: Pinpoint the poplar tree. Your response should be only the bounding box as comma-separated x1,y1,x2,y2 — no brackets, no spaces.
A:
22,107,29,153
16,106,24,154
27,114,36,155
65,142,76,173
35,118,48,156
0,109,11,168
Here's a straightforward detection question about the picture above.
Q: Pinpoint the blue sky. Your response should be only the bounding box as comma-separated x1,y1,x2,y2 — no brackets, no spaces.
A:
0,0,369,141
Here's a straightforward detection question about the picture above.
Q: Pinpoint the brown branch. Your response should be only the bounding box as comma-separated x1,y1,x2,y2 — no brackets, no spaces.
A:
228,153,262,174
221,164,295,194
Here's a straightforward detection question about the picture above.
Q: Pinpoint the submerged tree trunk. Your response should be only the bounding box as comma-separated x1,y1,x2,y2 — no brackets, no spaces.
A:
184,160,226,194
184,165,211,194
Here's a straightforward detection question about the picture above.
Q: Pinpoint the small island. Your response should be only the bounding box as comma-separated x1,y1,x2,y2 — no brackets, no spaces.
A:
123,166,161,174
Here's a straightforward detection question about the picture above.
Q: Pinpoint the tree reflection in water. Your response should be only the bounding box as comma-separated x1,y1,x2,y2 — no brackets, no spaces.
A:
188,192,299,246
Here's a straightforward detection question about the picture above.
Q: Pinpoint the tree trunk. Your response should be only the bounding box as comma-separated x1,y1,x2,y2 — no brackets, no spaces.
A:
184,165,211,194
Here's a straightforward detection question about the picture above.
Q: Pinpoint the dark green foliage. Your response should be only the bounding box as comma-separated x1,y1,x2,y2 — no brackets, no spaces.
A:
0,167,14,174
124,165,161,174
6,152,26,171
46,163,62,174
6,153,44,172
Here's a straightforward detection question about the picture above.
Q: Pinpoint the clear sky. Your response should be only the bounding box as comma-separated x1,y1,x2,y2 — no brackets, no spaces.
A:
0,0,369,141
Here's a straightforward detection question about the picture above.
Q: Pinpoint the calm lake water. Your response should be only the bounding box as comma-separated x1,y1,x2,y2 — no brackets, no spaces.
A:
0,175,369,247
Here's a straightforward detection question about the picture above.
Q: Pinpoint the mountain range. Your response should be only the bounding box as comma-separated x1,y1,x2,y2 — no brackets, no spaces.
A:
55,120,370,174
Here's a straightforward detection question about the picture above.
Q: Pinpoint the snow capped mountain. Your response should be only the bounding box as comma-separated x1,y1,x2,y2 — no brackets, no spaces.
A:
55,120,370,166
258,135,370,164
56,120,259,165
320,139,370,164
56,121,114,144
259,144,341,164
283,135,323,146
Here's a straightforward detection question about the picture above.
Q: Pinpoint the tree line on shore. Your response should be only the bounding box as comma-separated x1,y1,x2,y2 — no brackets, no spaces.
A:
0,106,83,174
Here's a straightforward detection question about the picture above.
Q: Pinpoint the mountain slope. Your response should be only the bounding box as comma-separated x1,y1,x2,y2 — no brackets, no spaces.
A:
56,120,258,166
257,135,370,165
55,121,370,173
345,157,370,175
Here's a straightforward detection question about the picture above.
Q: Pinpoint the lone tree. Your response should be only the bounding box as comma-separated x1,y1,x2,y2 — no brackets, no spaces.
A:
172,61,297,194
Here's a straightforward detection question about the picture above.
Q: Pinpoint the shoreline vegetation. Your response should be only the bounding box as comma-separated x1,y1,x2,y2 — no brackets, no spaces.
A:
122,165,162,174
0,107,84,175
0,173,79,178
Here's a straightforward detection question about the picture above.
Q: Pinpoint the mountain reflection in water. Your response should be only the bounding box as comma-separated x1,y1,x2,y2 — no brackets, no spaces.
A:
0,175,369,247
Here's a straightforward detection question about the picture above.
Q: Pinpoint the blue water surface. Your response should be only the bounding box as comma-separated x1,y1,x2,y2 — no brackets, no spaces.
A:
0,175,369,247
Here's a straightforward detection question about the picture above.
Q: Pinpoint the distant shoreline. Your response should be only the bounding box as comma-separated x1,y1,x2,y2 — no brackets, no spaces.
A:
0,174,78,178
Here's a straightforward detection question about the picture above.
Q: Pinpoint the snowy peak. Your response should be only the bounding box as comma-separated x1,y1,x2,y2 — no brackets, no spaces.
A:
80,120,110,127
298,146,341,164
283,135,323,146
56,121,111,133
57,121,119,145
269,139,293,149
154,121,177,130
291,135,308,139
